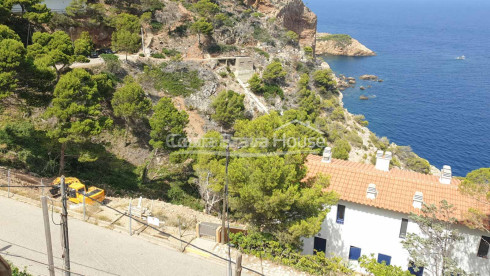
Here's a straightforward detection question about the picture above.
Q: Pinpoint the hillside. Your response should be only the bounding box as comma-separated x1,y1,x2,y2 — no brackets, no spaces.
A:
0,1,436,273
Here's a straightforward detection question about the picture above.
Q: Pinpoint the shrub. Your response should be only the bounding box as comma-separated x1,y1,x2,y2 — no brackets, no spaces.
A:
262,61,286,84
100,54,121,74
406,156,431,174
331,106,345,121
150,53,165,59
150,21,163,31
313,69,336,94
318,34,352,46
253,47,270,59
141,66,204,96
248,73,262,93
332,139,351,160
285,30,299,44
211,90,245,127
304,46,313,57
359,255,412,276
162,48,181,57
230,232,353,275
354,114,369,127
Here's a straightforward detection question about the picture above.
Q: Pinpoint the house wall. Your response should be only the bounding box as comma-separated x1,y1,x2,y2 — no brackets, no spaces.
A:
302,200,489,275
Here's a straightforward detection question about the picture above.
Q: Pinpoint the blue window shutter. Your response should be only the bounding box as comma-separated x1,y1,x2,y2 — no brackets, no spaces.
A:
409,265,424,276
377,254,391,265
348,246,361,261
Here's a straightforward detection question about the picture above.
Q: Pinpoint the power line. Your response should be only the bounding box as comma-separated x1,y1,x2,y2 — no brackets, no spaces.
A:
0,183,264,275
80,193,264,276
0,238,119,276
0,251,85,276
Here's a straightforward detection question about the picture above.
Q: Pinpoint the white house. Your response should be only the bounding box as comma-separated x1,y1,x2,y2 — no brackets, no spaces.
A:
302,149,490,276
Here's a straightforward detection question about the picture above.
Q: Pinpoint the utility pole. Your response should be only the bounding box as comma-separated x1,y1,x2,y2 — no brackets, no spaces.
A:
235,253,242,276
41,196,55,276
221,135,230,245
60,176,70,276
7,169,10,198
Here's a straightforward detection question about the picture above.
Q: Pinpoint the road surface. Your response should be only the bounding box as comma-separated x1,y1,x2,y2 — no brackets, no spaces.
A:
0,196,226,275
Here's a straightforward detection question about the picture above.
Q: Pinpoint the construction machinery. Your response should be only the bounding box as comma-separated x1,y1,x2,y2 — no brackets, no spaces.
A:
50,177,105,205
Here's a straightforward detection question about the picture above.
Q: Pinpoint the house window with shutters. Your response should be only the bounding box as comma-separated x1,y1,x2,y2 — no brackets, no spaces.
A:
336,204,345,224
399,218,408,238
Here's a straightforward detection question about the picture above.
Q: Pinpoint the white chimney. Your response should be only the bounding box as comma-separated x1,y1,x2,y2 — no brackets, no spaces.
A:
375,150,392,171
322,147,332,163
366,183,377,200
413,192,423,209
439,165,452,184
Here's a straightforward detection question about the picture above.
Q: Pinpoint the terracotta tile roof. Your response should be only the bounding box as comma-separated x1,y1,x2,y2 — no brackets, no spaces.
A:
305,155,489,226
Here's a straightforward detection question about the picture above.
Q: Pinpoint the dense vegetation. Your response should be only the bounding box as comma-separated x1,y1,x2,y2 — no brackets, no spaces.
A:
0,1,472,275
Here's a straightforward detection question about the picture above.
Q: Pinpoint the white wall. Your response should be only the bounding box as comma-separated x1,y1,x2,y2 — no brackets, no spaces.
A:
302,200,489,275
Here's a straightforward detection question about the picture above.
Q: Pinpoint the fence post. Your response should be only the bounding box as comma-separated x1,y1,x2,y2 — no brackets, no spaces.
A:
235,253,242,276
129,198,132,236
83,194,86,221
7,169,10,198
41,179,44,196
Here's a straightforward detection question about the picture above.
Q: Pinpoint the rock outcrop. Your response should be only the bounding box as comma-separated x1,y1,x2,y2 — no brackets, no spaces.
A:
316,33,375,56
247,0,317,50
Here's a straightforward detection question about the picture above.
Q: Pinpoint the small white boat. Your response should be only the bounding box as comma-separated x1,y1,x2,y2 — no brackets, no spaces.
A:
456,55,466,60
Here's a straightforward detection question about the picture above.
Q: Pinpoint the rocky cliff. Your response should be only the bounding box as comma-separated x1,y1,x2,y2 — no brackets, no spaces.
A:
247,0,317,50
316,33,375,56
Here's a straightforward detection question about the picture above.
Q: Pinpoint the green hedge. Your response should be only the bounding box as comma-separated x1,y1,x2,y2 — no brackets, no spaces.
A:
230,232,353,275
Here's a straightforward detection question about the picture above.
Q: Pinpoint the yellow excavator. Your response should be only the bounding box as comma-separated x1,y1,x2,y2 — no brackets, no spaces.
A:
50,177,105,205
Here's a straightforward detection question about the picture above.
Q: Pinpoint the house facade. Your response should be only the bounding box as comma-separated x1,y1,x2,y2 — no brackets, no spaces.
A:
302,150,489,276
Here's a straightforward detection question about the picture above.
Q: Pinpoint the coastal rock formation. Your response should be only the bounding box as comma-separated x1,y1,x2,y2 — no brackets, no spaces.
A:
247,0,317,49
360,74,379,81
316,33,375,56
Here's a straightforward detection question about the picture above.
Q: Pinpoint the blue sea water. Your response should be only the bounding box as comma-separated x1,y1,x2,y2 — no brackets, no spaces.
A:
306,0,490,176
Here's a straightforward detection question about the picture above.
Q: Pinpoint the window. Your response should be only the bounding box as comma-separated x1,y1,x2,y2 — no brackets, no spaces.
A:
408,263,424,276
399,218,408,238
477,236,490,258
336,204,345,224
348,246,361,261
377,253,391,265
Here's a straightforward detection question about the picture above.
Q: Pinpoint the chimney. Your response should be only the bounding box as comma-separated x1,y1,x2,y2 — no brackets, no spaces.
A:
375,150,392,172
322,147,332,163
366,184,377,200
413,192,423,209
439,165,452,184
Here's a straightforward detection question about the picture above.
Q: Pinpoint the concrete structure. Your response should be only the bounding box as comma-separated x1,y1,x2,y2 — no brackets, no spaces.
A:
302,154,490,276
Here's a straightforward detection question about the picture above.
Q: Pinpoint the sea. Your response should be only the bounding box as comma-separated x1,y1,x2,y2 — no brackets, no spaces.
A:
306,0,490,176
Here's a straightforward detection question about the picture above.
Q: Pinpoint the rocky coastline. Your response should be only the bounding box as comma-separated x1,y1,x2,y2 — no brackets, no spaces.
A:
316,32,375,56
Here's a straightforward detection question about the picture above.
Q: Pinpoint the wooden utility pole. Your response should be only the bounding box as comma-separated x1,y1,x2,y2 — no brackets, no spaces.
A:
235,253,242,276
60,176,70,276
41,196,55,276
7,169,10,198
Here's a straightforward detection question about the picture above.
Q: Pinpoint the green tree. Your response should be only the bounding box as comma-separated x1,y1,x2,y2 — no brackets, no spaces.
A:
112,76,151,143
359,255,412,276
191,18,213,45
211,90,245,128
402,200,467,276
111,13,141,60
459,168,490,232
285,30,299,44
262,61,286,84
74,31,94,57
0,24,20,40
192,130,225,214
27,30,75,81
298,73,310,89
0,26,25,98
298,88,322,121
248,73,262,93
44,69,113,174
460,168,490,203
313,69,336,94
192,0,219,18
149,97,189,150
332,139,351,160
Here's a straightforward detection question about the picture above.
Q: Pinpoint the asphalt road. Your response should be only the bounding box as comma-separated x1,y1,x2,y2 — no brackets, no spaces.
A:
0,196,226,276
